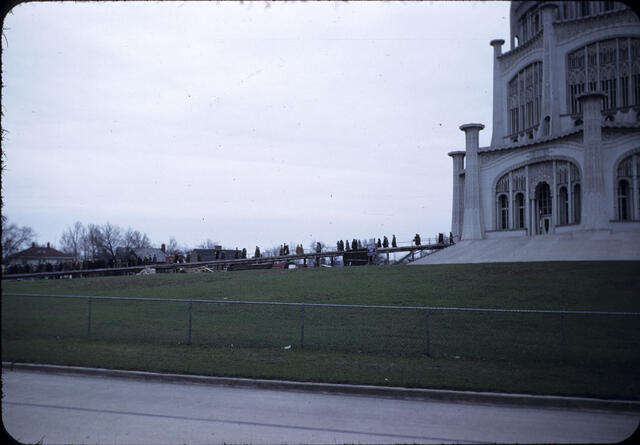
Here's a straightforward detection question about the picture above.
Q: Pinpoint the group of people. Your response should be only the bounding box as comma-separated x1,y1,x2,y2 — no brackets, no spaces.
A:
277,244,306,256
415,233,456,246
335,235,398,252
252,231,455,260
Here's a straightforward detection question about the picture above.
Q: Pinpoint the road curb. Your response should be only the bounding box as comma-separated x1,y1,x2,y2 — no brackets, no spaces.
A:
4,361,640,413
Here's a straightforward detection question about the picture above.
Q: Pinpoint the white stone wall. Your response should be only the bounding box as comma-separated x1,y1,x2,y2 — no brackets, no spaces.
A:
477,133,640,236
491,4,640,146
450,1,640,242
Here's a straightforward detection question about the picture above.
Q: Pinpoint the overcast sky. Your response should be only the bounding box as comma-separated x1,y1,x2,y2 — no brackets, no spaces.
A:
2,0,511,251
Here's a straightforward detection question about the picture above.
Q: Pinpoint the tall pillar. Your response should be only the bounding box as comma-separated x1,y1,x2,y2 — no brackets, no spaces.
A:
525,165,530,235
508,171,514,229
489,39,505,147
448,150,466,241
633,154,639,221
552,160,557,228
568,162,574,224
578,92,609,230
540,3,560,137
460,123,485,240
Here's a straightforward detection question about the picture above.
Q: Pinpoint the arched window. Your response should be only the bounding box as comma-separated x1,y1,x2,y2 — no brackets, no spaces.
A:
508,62,543,137
579,2,590,17
536,182,552,215
495,160,580,234
616,153,638,221
558,186,569,225
617,180,631,221
567,37,640,114
542,116,551,136
498,194,509,230
573,183,581,224
515,193,525,229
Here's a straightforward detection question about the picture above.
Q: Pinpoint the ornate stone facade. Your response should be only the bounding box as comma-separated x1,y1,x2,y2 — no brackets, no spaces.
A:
449,1,640,241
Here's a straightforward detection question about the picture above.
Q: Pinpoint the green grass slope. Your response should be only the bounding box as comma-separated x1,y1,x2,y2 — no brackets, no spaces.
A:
3,262,640,399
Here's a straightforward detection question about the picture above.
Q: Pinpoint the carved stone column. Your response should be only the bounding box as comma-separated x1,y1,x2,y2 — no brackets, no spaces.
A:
489,39,505,147
578,92,609,230
540,3,560,137
460,123,485,240
448,150,466,241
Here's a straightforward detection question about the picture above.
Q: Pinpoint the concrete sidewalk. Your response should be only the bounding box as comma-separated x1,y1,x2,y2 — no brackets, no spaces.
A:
4,361,639,414
6,367,638,444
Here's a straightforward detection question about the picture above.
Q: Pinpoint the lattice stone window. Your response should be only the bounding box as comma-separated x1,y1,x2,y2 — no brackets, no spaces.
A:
567,37,640,114
600,39,618,109
496,175,510,231
619,38,630,108
513,175,526,192
579,2,591,18
615,153,637,221
587,44,598,92
538,182,552,215
573,183,582,224
617,180,631,221
498,194,509,230
637,156,640,199
571,163,581,181
496,175,509,193
557,165,569,185
515,193,526,229
568,47,586,114
508,62,542,137
558,186,569,225
632,39,640,106
517,6,541,46
508,78,520,135
618,157,632,177
560,2,626,20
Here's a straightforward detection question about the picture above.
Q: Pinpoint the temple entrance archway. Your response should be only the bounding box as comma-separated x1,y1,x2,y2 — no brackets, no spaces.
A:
535,182,552,234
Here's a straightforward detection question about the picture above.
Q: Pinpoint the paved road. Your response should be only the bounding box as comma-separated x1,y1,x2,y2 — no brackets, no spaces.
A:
2,369,637,444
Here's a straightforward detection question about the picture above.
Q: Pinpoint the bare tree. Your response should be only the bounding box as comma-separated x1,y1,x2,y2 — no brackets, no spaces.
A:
123,227,151,250
197,239,219,249
84,224,103,261
99,222,122,262
59,221,86,261
262,246,281,257
166,237,180,255
1,217,36,261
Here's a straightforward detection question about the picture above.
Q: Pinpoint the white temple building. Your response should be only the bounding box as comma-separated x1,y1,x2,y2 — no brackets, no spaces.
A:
420,1,640,263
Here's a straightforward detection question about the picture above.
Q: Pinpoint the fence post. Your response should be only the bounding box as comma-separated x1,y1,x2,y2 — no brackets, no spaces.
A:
87,297,92,338
300,303,305,350
188,300,193,346
561,312,566,363
425,309,430,357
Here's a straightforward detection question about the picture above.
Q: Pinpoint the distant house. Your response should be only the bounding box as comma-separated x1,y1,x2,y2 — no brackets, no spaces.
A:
191,246,241,262
116,246,168,265
5,242,73,266
134,247,167,263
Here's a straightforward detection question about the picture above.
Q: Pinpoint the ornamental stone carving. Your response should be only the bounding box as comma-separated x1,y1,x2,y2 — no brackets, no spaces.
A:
499,33,543,72
528,161,553,198
554,9,639,43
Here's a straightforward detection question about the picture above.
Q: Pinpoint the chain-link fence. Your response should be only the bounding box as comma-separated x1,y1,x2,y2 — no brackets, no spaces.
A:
3,293,639,365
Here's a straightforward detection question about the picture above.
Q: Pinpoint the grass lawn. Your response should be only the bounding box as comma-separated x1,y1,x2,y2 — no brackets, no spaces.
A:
3,262,640,399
